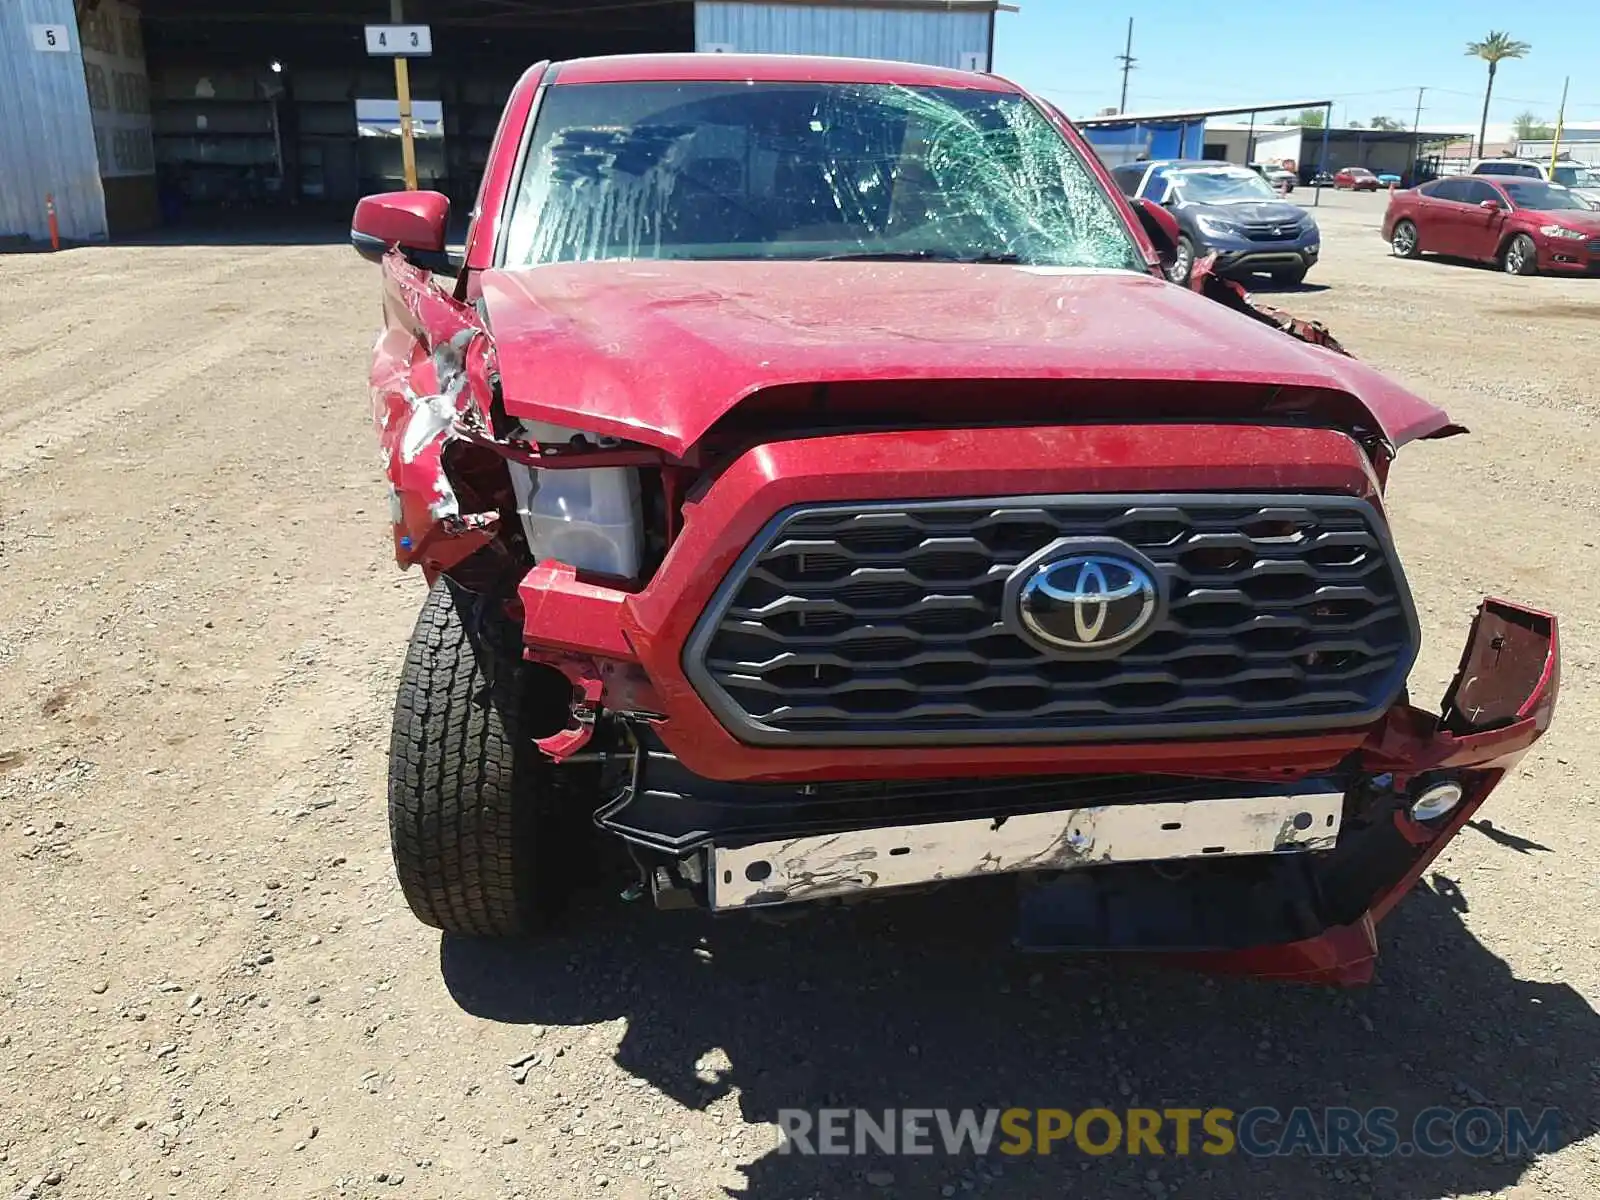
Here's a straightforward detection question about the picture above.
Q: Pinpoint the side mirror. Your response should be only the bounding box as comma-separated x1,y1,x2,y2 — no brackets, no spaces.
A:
352,190,453,271
1479,199,1501,211
1130,196,1182,269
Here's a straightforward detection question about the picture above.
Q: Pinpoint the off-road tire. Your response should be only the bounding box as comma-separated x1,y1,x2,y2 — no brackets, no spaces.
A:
388,578,592,937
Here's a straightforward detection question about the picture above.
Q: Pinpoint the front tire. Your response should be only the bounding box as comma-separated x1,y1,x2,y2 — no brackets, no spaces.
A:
1166,235,1196,285
388,578,595,937
1390,219,1421,259
1502,234,1538,276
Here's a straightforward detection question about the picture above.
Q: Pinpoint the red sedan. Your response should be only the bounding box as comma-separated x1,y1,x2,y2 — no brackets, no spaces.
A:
1334,167,1380,191
1384,175,1600,275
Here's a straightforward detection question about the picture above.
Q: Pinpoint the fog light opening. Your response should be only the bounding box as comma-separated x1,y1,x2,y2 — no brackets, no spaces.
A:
1410,780,1465,822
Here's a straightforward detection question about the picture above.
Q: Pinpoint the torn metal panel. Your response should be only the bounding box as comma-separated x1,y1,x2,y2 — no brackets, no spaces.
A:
531,658,604,761
524,645,662,763
370,253,502,573
1187,253,1467,448
1441,599,1560,735
1188,253,1351,356
709,791,1344,909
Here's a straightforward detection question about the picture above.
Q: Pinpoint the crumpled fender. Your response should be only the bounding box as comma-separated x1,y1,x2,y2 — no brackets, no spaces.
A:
371,252,501,573
1189,253,1468,450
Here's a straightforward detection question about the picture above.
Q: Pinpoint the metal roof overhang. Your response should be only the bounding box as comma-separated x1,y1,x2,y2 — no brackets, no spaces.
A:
1079,101,1333,128
1320,128,1463,143
139,0,1007,20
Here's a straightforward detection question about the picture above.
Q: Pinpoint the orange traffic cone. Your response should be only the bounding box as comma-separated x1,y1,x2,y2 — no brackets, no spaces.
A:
45,193,60,250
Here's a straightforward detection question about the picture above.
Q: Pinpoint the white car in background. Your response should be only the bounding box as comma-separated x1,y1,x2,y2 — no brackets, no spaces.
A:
1469,158,1600,209
1251,163,1297,193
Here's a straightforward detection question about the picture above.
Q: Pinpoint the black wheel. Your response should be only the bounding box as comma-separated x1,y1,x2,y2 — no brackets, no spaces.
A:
1502,234,1538,276
1270,264,1310,286
1390,219,1421,259
1166,235,1196,285
388,578,596,937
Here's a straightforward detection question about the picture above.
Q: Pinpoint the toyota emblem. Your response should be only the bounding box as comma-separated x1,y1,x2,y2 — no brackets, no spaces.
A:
1011,548,1162,654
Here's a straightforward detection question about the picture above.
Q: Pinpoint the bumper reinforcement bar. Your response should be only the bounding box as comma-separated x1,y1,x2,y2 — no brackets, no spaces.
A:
709,791,1343,910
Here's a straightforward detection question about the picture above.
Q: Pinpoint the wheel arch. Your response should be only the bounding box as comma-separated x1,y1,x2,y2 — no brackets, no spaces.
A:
1497,229,1536,269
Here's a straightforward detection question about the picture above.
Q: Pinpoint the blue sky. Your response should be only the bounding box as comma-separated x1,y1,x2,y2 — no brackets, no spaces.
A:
993,2,1595,133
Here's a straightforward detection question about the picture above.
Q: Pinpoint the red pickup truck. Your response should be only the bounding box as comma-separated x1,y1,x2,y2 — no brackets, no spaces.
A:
354,53,1557,984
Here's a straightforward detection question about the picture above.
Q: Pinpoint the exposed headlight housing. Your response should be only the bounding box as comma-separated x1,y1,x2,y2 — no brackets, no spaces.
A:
1539,224,1588,240
507,421,644,579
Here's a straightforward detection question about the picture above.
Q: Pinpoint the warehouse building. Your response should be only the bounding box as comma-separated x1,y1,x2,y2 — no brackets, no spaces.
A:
1,0,1006,244
1077,104,1460,186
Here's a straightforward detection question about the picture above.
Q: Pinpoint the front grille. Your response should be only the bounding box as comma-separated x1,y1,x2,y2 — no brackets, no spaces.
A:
684,494,1418,746
1240,221,1302,241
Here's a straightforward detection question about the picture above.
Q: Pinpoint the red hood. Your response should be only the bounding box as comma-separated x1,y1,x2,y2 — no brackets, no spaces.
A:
1530,209,1600,232
480,261,1454,457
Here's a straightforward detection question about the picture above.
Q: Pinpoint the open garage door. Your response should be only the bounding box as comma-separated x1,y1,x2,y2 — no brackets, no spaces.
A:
138,0,696,224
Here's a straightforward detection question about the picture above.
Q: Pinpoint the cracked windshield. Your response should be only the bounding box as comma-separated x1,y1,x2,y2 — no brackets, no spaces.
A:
1505,180,1592,209
1160,165,1280,204
501,81,1144,270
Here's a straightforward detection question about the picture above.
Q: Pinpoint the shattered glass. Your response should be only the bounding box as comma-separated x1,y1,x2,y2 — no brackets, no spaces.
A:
501,81,1143,271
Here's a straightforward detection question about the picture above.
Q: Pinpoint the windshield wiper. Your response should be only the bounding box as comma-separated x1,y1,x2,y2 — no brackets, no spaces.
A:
812,250,1023,264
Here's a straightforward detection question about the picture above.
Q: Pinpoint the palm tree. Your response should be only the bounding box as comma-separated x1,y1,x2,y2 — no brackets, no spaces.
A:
1512,111,1553,141
1466,32,1531,157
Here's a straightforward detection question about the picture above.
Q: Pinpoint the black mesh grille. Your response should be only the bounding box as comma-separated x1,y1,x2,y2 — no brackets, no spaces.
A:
1240,221,1303,242
684,494,1418,746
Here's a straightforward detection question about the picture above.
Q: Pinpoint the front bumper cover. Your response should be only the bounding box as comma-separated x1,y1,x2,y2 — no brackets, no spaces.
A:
597,598,1556,985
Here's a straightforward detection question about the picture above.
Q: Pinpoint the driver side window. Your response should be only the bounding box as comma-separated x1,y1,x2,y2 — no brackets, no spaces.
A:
1461,180,1503,207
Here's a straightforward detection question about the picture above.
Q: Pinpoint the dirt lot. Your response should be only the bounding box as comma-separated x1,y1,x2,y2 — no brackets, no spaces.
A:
1,190,1597,1200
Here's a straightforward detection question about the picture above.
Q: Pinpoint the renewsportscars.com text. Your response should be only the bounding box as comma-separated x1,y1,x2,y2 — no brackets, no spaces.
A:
776,1106,1562,1159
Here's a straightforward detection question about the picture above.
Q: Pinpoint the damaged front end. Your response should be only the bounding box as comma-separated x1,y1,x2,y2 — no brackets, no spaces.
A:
597,599,1556,984
367,247,1557,988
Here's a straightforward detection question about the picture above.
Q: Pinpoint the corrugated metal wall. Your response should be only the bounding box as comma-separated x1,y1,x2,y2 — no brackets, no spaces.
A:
695,3,991,71
0,0,107,242
1081,122,1207,168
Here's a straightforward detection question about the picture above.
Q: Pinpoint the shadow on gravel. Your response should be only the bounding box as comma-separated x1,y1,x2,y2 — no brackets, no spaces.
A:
1244,280,1332,295
442,873,1599,1200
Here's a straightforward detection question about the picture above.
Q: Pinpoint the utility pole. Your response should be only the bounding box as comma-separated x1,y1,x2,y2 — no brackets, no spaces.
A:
1551,76,1570,172
1115,18,1136,114
1409,87,1425,186
391,0,418,190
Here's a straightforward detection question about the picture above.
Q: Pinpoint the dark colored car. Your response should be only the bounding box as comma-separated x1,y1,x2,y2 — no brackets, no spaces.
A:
1335,167,1380,191
1111,159,1320,284
350,54,1557,985
1384,175,1600,275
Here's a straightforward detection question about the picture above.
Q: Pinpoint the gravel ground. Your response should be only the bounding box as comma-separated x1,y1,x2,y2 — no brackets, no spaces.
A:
1,190,1597,1200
